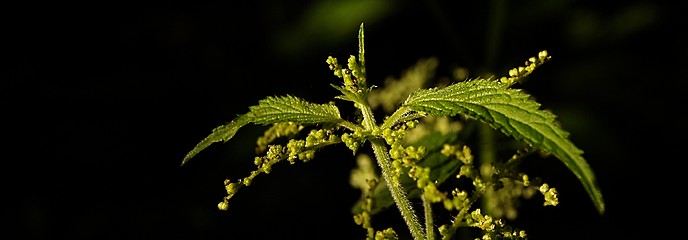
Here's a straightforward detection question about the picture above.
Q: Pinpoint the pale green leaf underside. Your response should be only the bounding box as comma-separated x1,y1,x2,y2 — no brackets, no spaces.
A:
403,79,605,214
181,95,342,166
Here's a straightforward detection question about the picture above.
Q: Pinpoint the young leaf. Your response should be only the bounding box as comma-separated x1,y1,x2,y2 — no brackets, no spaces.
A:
331,84,365,104
181,114,251,166
249,95,342,124
403,79,605,214
181,95,342,166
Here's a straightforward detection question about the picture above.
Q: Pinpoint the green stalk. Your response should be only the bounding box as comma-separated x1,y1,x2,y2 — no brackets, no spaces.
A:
358,101,425,240
370,138,425,240
355,23,424,239
441,188,485,240
422,194,435,240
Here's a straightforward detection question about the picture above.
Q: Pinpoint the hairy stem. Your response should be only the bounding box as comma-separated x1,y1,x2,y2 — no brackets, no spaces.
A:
370,138,425,240
358,99,425,240
422,194,435,240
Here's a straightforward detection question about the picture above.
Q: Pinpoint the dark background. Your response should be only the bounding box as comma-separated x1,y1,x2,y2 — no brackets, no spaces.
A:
7,0,686,239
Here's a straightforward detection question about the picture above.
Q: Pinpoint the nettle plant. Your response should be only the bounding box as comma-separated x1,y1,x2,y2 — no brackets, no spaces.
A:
182,24,604,240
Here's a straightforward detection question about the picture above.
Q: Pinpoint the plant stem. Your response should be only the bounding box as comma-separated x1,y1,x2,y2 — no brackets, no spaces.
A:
357,100,425,240
370,138,425,240
422,194,435,240
442,188,485,240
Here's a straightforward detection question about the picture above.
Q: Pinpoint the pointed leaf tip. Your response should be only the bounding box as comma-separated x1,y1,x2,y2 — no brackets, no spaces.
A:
403,79,605,214
181,114,251,166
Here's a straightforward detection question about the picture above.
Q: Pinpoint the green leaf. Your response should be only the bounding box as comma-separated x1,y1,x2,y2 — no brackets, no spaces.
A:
357,22,366,80
181,114,251,166
403,79,605,214
249,95,342,124
331,84,364,104
181,95,342,166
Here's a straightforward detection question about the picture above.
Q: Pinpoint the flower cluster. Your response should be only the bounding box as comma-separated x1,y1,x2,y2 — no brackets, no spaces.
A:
499,50,551,86
466,209,528,240
217,124,341,211
539,183,559,207
341,130,365,153
352,178,399,240
255,122,304,153
327,54,367,93
383,120,428,184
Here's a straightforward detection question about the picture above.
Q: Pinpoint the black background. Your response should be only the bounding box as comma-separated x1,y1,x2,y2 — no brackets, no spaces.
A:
7,0,686,239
